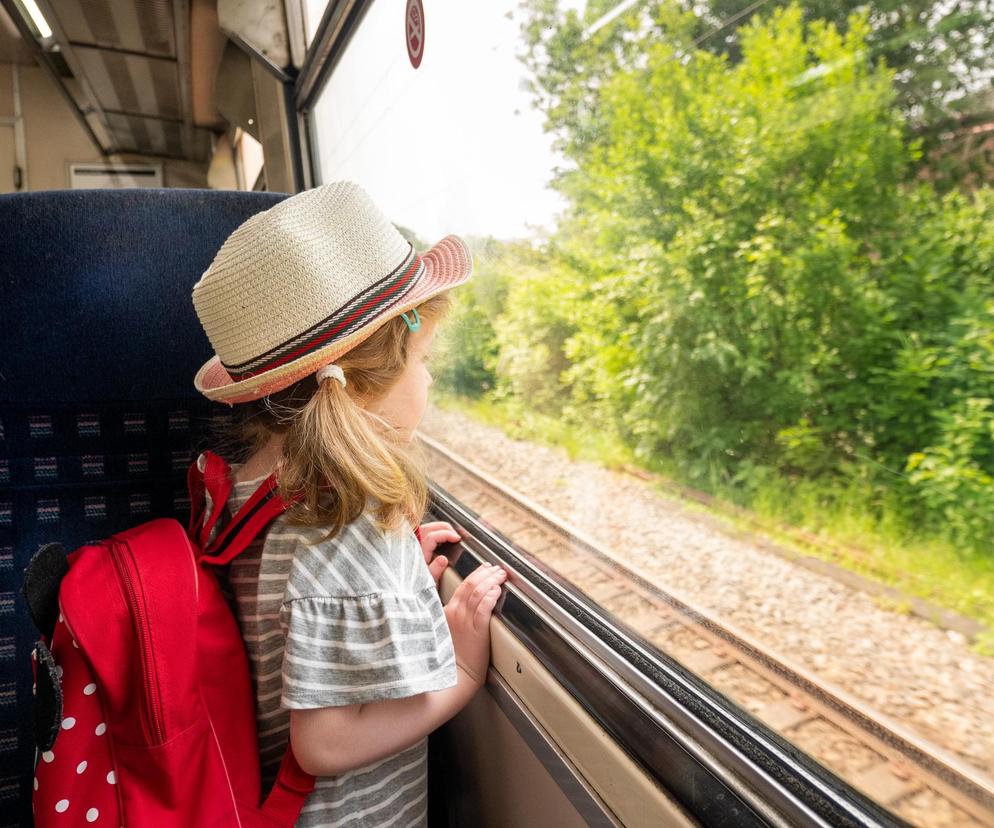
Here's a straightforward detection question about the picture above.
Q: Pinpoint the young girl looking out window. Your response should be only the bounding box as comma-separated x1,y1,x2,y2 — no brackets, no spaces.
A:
191,181,505,826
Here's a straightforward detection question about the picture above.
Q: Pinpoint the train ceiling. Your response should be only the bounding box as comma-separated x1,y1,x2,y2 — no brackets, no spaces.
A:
11,0,224,162
0,4,33,64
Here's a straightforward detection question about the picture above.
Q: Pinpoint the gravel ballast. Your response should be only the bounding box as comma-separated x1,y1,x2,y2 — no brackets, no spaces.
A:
420,404,994,777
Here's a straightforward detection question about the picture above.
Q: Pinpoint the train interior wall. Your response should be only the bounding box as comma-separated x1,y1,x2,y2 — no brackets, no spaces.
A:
0,61,207,192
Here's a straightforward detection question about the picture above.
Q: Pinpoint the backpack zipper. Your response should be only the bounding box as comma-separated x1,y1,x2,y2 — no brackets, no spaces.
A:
109,539,166,745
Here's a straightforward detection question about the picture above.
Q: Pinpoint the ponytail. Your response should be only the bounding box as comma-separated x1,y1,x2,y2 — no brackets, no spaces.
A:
278,369,428,537
228,292,451,537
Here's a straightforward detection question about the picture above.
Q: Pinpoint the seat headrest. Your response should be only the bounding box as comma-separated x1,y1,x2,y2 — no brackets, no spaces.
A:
0,189,288,404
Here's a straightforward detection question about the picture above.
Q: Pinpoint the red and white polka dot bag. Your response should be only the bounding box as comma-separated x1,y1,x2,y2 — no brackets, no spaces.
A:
25,453,315,826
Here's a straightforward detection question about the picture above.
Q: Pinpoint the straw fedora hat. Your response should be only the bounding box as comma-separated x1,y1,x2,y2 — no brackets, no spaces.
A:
192,181,473,405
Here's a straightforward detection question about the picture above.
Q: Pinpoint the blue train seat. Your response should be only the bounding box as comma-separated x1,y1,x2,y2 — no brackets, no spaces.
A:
0,188,288,826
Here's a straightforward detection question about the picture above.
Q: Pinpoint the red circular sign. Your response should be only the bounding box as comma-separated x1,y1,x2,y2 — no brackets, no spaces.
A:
406,0,425,69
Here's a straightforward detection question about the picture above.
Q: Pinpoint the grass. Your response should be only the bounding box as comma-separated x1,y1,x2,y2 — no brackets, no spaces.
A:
712,472,994,644
432,392,994,655
434,393,636,470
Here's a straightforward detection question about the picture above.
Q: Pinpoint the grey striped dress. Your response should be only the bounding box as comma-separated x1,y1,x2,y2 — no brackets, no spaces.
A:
208,471,458,827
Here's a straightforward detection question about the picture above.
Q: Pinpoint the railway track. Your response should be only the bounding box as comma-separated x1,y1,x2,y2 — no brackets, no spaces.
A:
420,433,994,828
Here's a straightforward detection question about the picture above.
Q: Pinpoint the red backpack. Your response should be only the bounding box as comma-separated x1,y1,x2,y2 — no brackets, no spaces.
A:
24,451,315,826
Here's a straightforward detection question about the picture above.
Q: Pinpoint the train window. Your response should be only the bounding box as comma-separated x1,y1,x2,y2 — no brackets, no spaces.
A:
304,1,994,825
301,0,328,44
308,1,562,240
300,0,356,47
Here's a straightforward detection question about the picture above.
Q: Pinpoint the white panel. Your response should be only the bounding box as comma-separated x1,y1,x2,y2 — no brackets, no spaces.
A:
69,162,163,189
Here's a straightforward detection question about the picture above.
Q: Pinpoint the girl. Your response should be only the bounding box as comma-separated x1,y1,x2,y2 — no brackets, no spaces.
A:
190,181,506,826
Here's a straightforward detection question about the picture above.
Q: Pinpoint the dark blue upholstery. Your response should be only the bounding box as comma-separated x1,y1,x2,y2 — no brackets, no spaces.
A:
0,189,289,825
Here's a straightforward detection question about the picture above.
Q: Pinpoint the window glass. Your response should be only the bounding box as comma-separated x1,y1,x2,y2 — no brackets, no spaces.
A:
302,0,332,45
311,1,565,240
309,3,994,826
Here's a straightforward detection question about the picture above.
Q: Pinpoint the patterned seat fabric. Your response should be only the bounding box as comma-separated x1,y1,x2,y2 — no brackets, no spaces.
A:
0,188,288,826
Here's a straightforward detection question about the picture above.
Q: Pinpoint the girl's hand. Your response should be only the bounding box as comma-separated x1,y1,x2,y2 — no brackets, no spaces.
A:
418,521,460,586
444,563,507,686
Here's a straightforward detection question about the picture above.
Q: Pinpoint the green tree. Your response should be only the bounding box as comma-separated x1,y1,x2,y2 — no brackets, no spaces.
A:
432,238,521,398
549,8,906,471
522,0,994,185
701,0,994,131
514,2,993,548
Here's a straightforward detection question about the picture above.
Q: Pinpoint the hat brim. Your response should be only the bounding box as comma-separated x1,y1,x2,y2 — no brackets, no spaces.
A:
194,234,473,405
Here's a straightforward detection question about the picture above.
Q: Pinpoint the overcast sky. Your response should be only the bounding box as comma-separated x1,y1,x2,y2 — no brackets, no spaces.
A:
309,0,588,243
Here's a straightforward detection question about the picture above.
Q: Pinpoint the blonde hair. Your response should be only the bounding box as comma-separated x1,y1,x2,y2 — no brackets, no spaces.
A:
232,292,452,538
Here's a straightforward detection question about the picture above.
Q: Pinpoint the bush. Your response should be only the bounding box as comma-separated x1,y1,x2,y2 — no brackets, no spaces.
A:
477,3,994,553
432,238,510,397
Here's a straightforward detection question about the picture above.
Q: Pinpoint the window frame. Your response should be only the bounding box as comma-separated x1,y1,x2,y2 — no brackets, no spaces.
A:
429,483,904,828
292,0,376,189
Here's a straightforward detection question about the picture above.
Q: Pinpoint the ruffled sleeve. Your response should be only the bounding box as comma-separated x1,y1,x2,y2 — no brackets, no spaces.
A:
279,586,457,709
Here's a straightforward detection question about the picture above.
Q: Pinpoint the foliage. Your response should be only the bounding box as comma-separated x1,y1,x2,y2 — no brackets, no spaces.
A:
428,1,994,574
540,7,910,478
463,2,994,555
700,0,994,133
520,0,994,181
491,257,576,412
430,237,510,397
902,294,994,547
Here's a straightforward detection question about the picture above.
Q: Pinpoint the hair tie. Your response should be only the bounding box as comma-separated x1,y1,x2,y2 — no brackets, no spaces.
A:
316,363,346,387
400,308,421,332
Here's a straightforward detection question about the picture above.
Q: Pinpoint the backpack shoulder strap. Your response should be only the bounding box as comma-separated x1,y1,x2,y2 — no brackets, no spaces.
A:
188,455,316,818
201,473,294,566
188,452,298,566
260,749,317,823
187,450,233,549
